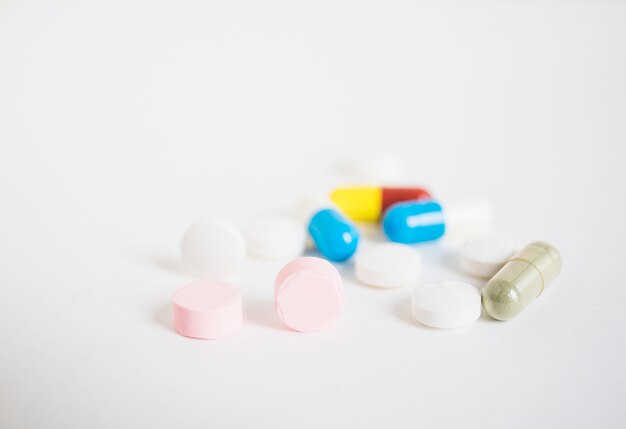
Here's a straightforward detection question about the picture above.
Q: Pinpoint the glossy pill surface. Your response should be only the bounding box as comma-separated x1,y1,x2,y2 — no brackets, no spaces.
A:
482,242,562,320
330,186,431,222
309,208,359,262
382,200,445,244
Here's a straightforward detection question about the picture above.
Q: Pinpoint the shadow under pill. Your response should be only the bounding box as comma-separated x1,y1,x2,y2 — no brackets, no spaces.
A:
244,298,287,331
152,302,172,331
302,248,321,258
392,298,417,326
441,250,460,272
478,305,502,323
332,260,359,285
356,223,386,243
392,298,447,331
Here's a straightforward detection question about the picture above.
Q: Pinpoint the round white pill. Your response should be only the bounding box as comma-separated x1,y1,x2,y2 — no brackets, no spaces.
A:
243,215,306,260
411,281,481,328
355,243,421,288
180,218,246,279
458,236,517,278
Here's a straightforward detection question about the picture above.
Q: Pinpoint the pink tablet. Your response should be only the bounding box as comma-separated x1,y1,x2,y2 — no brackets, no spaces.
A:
274,257,345,333
173,281,242,339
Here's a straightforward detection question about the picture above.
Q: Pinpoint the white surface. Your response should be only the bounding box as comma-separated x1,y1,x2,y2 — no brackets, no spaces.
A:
411,281,482,329
243,215,306,260
458,236,518,278
1,1,626,428
295,192,335,223
180,218,246,279
355,243,422,288
336,151,405,184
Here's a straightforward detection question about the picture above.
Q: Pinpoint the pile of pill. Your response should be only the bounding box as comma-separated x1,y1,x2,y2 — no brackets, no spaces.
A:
172,185,562,339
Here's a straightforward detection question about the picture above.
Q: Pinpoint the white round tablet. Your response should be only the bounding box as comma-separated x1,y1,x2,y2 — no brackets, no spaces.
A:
458,236,517,278
355,243,421,288
243,215,306,260
411,281,481,328
180,218,246,279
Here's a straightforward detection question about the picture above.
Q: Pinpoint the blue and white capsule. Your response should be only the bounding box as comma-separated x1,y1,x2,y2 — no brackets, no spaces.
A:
382,197,495,244
383,200,445,243
298,194,360,262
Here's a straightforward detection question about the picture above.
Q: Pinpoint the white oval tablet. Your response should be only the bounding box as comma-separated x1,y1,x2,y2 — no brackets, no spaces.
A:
411,281,481,328
180,218,246,279
243,215,306,260
355,243,421,288
459,236,517,278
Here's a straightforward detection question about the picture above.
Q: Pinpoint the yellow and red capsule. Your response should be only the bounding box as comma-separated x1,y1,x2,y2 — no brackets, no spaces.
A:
330,186,432,222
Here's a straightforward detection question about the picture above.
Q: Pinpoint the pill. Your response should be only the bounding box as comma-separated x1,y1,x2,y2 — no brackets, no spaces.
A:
383,200,446,244
330,186,432,222
298,194,360,262
243,215,306,260
180,218,246,279
411,281,481,328
442,197,495,243
482,242,561,321
458,236,518,278
382,198,494,244
355,243,421,288
172,280,242,339
274,257,344,332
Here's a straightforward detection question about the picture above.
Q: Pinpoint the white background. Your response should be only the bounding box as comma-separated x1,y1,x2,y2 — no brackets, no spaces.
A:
1,1,625,428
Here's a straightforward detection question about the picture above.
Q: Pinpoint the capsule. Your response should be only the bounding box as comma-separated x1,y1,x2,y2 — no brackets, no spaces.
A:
330,186,431,222
308,208,360,262
382,200,446,243
382,198,495,244
482,242,561,320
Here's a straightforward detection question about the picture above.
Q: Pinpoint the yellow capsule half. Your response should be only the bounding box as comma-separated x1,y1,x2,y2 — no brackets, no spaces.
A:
330,187,382,222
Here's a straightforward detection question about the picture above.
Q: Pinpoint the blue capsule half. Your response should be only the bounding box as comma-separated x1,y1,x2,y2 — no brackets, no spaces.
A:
309,208,360,262
382,200,445,244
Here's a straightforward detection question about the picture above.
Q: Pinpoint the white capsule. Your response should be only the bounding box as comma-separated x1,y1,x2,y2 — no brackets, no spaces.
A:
355,243,421,288
458,236,518,278
411,281,481,328
180,218,246,280
243,215,306,260
441,197,495,245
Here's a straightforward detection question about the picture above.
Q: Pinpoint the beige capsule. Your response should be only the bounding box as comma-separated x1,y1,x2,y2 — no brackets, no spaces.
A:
481,242,562,320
